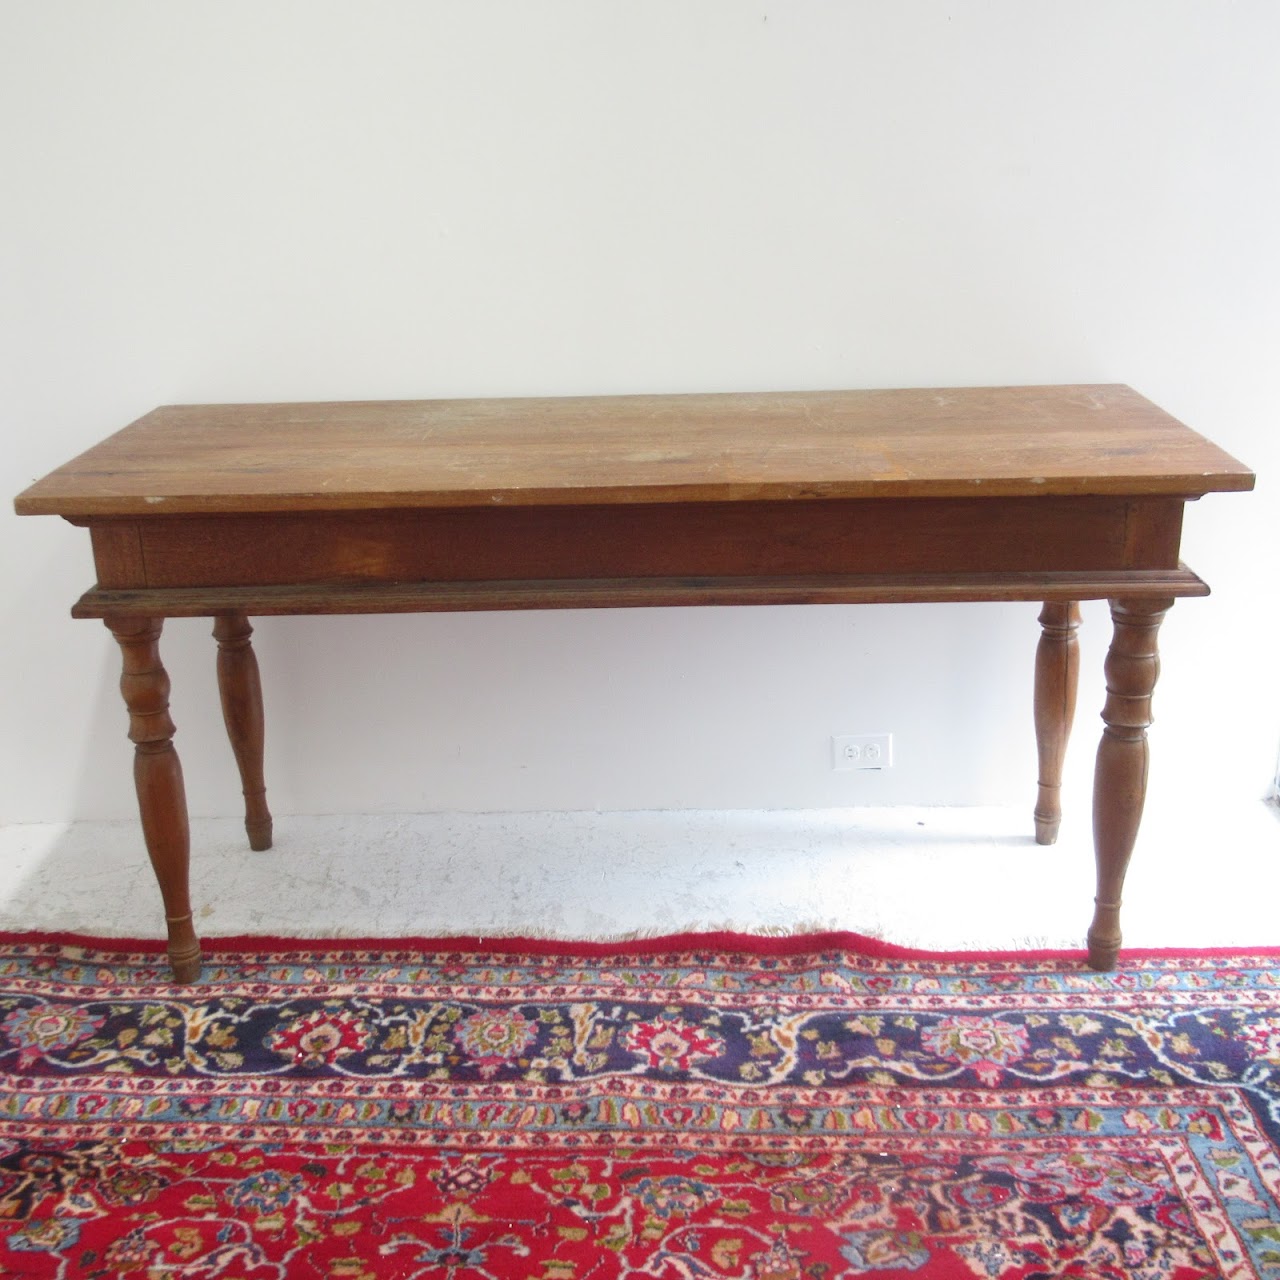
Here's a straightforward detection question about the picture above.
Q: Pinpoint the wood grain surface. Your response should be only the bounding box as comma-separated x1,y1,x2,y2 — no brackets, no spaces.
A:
14,385,1254,517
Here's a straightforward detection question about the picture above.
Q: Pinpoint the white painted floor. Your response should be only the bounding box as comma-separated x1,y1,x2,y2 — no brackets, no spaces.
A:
1,802,1276,953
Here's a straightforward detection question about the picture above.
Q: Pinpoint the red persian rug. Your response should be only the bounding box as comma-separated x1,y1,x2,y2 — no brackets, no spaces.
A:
1,931,1279,1279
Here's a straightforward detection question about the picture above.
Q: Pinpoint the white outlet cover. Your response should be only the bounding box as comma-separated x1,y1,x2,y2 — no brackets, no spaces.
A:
832,733,894,771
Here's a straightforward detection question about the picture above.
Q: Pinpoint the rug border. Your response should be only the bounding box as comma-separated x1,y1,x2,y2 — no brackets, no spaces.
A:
3,927,1279,964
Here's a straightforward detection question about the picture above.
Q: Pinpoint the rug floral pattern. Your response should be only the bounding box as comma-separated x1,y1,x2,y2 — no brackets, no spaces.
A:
1,934,1279,1277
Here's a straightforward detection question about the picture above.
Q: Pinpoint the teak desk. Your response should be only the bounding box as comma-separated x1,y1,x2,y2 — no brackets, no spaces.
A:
15,386,1253,982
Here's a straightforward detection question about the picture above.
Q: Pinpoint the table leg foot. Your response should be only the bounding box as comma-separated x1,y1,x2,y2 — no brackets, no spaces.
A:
165,916,203,984
106,616,202,984
1033,600,1081,845
1087,597,1171,971
213,613,273,851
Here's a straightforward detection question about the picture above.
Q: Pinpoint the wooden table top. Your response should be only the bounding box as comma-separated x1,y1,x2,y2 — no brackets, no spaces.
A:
15,385,1253,518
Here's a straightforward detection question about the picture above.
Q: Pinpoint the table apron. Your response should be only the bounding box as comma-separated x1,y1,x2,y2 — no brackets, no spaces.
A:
81,496,1187,592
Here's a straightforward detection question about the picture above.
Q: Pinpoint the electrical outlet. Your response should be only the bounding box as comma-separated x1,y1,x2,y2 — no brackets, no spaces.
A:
832,733,893,771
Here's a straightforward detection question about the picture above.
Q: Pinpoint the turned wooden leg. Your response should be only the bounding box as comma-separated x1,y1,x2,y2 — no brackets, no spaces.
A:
213,613,273,851
1087,597,1172,971
105,616,201,983
1033,601,1082,845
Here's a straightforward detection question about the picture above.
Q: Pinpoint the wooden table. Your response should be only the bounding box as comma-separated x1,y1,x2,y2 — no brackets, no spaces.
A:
15,386,1253,982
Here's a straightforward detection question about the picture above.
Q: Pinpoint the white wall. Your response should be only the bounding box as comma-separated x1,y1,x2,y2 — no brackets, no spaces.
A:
3,1,1277,825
